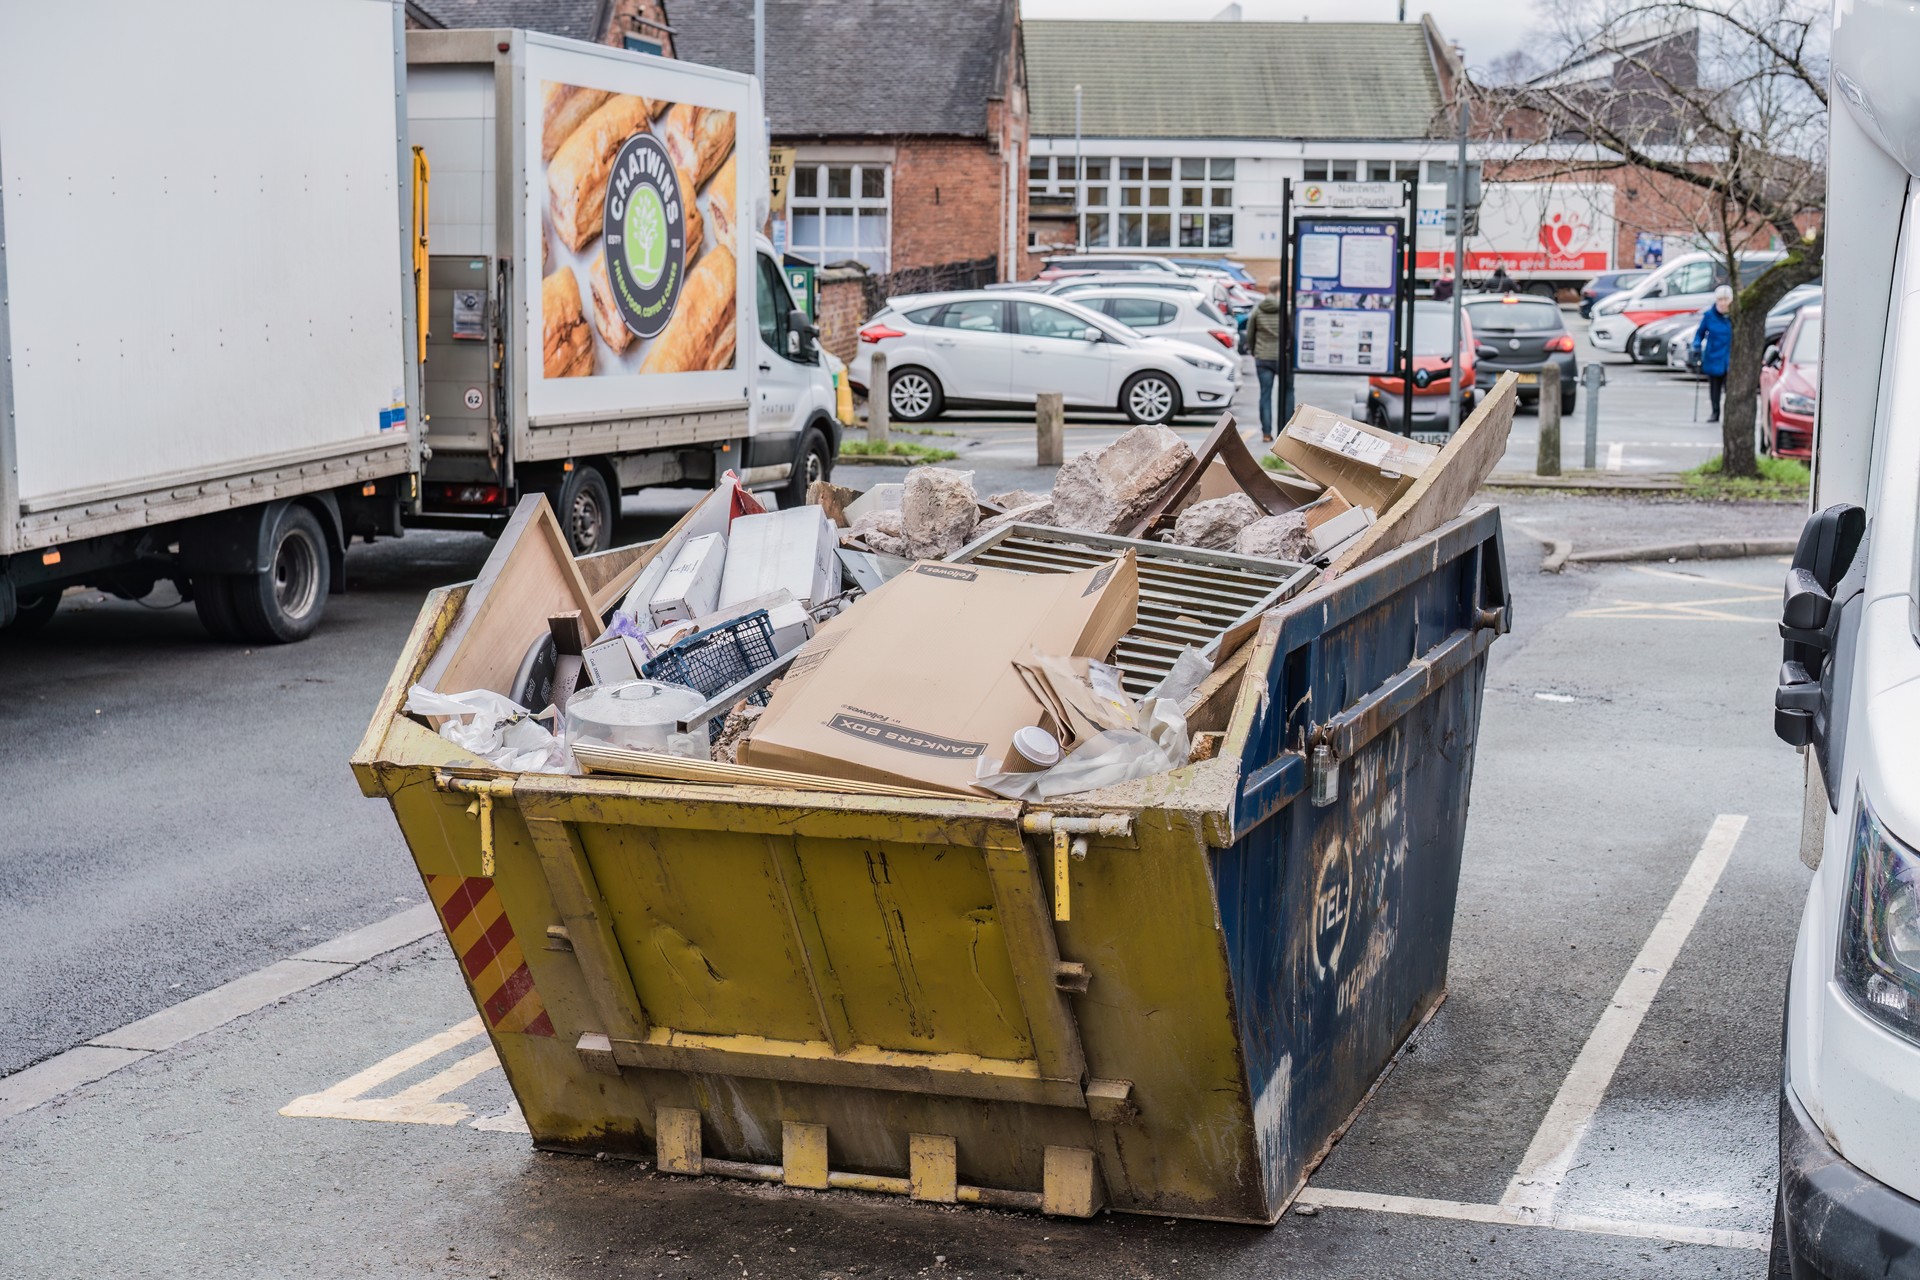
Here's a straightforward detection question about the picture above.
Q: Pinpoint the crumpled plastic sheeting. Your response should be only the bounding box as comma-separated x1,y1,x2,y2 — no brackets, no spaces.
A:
975,648,1212,799
404,684,570,774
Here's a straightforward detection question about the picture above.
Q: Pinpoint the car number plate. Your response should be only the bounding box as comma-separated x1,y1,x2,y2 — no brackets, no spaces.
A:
1516,372,1539,385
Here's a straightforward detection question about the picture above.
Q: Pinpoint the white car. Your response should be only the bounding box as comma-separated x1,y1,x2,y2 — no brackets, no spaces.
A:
1044,272,1237,315
1044,285,1241,361
847,290,1236,426
1588,249,1785,353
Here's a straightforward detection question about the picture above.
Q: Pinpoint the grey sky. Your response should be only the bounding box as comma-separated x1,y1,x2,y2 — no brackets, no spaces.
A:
1018,1,1538,72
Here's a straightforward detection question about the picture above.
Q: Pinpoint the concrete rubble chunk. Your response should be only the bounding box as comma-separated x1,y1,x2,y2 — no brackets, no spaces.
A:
1170,494,1264,551
975,499,1055,540
845,508,910,559
1235,511,1314,562
901,467,979,558
1049,426,1195,535
986,488,1049,511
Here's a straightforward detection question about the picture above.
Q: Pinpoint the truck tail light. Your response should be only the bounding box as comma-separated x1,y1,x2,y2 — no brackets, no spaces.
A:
1545,334,1576,353
859,324,904,344
1209,329,1236,349
438,483,502,507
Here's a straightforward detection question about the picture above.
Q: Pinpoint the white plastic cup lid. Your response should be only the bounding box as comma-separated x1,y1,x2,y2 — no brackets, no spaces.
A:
1011,725,1062,769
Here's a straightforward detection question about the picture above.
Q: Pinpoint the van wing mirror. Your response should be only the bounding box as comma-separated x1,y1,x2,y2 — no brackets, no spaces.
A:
789,307,818,360
1774,503,1867,764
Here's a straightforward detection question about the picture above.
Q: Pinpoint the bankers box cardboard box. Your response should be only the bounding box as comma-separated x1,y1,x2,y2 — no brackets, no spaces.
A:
1274,406,1439,513
740,554,1138,793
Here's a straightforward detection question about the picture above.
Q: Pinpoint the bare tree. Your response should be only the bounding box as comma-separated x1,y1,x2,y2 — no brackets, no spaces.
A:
1485,0,1827,477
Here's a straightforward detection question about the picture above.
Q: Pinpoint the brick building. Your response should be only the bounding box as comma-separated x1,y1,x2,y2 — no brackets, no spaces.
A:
404,0,675,54
673,0,1028,282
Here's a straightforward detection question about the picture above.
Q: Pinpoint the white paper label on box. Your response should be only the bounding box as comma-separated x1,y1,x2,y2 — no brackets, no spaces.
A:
1323,422,1395,465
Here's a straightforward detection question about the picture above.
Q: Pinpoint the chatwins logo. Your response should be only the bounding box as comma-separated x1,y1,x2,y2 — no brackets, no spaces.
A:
602,133,687,339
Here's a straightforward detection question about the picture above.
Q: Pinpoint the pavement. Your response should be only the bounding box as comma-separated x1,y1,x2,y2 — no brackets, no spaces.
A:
0,329,1815,1276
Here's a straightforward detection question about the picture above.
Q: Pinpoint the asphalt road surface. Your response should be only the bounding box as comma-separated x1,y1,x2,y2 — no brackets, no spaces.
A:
1,490,1811,1276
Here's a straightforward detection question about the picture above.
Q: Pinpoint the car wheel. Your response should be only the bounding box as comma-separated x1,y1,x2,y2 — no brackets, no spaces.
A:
1,590,60,635
888,366,942,422
1120,371,1180,425
228,504,329,644
1625,332,1641,364
782,425,832,510
550,464,613,556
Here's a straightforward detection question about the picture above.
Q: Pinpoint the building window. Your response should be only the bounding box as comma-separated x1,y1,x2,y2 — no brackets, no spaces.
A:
1029,155,1234,251
1366,160,1423,182
788,162,890,271
621,33,663,55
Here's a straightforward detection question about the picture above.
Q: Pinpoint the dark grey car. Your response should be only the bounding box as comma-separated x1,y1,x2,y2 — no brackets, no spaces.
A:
1465,296,1580,414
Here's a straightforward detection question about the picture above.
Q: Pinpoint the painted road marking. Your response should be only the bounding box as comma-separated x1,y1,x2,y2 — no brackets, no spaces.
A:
1571,568,1775,623
1293,1187,1767,1252
1,903,442,1124
281,1017,527,1132
1502,815,1748,1212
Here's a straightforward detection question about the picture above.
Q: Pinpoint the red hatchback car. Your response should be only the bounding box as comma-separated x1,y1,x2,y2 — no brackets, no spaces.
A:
1760,305,1820,460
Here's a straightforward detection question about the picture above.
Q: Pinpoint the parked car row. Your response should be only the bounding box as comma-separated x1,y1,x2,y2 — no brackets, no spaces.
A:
848,290,1237,426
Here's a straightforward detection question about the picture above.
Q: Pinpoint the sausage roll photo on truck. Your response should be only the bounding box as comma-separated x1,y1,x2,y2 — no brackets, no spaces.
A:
0,0,838,644
1767,1,1920,1274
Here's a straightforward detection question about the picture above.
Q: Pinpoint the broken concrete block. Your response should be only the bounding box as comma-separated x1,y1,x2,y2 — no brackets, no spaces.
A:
986,488,1049,512
902,467,978,558
975,499,1055,541
1235,511,1314,562
1050,425,1195,535
1169,493,1264,551
846,508,910,558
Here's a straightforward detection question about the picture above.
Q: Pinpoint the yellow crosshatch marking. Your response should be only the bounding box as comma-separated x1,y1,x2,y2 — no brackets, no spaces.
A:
1570,565,1777,623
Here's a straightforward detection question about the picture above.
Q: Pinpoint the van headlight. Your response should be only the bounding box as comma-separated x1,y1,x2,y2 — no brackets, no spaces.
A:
1839,791,1920,1044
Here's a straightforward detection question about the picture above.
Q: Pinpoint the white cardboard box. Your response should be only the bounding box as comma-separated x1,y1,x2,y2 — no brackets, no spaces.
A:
650,532,726,625
718,507,841,610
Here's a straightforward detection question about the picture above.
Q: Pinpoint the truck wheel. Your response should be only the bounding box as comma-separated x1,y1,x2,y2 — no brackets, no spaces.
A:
229,504,329,644
888,366,942,422
1121,371,1180,425
192,574,245,642
2,590,60,634
782,426,832,511
552,465,613,556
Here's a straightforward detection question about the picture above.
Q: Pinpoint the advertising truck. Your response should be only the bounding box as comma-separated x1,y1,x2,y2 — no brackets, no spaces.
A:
0,0,838,644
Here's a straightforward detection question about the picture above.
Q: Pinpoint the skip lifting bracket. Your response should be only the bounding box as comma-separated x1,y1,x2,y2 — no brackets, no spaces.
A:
1021,813,1132,922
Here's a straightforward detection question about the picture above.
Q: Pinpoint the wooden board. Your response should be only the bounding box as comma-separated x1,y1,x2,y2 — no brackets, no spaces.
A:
417,495,599,698
1326,373,1519,578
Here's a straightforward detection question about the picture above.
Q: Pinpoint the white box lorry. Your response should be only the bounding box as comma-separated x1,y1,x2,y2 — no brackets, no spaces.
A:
0,1,839,644
1412,181,1617,297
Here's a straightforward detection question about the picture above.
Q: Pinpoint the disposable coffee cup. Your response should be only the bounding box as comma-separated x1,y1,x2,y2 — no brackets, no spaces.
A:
1002,725,1062,774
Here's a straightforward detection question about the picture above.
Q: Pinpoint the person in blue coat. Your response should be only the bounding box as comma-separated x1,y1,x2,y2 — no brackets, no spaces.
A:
1692,285,1735,422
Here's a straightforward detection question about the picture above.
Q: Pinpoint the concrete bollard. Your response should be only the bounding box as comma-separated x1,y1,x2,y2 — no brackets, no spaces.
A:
1535,363,1562,477
1036,392,1064,467
869,350,891,447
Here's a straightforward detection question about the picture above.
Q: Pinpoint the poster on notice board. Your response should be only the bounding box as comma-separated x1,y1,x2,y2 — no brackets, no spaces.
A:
1292,218,1400,376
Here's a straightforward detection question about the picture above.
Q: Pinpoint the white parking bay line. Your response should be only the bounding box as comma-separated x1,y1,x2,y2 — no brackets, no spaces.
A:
1294,1188,1767,1252
1502,814,1748,1212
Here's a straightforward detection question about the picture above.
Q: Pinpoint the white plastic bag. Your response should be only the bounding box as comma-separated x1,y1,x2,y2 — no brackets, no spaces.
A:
975,648,1211,799
404,684,570,774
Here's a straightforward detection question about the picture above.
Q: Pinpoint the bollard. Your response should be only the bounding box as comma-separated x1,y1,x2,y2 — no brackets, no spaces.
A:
1535,363,1562,477
1582,362,1606,470
869,350,891,447
1036,392,1064,467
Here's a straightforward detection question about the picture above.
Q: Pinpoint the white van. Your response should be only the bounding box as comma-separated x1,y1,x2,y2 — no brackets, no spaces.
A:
1588,249,1784,355
1766,3,1920,1273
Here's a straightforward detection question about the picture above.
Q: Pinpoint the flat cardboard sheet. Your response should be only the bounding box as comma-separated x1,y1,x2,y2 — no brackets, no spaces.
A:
740,554,1138,794
1274,405,1440,513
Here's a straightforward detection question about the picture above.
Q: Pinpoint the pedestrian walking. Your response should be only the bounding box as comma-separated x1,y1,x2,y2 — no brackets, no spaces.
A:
1431,265,1455,302
1485,264,1516,295
1241,278,1288,441
1692,285,1735,422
